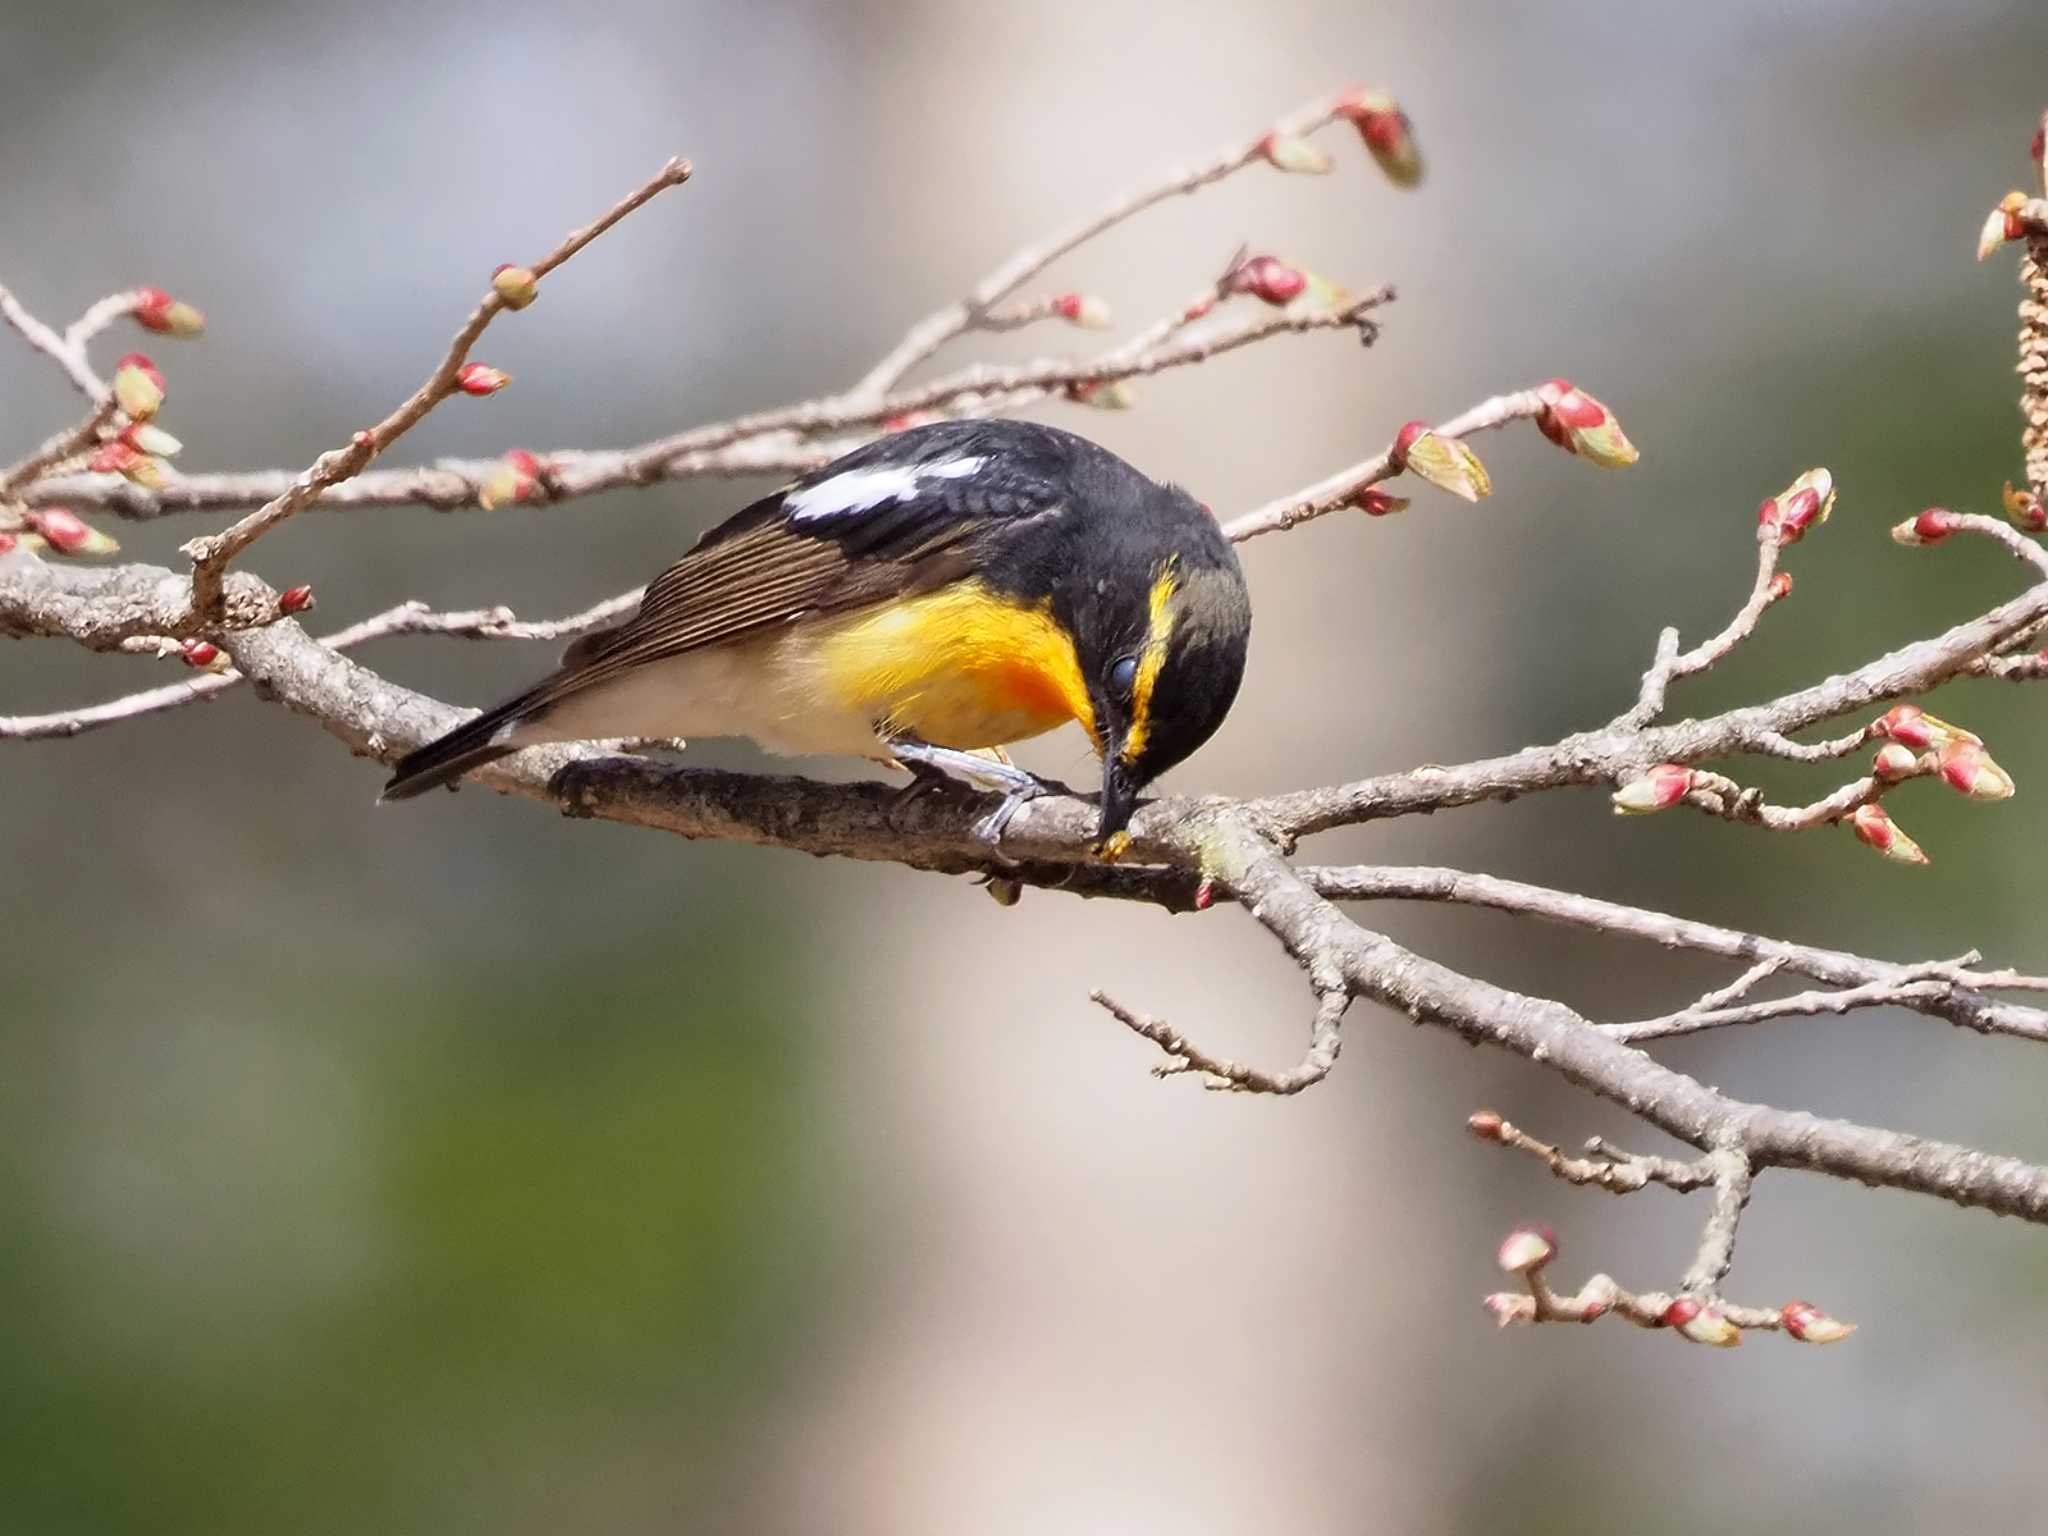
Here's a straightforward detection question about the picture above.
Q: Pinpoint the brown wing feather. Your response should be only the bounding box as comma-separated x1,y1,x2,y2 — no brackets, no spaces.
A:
518,518,970,719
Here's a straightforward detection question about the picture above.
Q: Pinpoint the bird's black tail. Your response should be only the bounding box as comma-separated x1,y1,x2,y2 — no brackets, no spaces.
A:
379,686,549,802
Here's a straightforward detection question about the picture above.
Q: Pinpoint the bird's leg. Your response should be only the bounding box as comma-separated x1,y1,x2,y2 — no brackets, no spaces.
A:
883,738,1068,857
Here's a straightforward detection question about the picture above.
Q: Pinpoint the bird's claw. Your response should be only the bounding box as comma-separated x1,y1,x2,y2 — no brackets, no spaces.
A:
885,737,1062,864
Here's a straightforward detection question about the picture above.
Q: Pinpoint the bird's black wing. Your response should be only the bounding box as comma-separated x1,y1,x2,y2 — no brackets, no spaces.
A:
531,420,1075,706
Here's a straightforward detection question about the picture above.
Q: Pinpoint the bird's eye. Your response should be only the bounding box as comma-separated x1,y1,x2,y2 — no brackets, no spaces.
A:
1108,655,1139,697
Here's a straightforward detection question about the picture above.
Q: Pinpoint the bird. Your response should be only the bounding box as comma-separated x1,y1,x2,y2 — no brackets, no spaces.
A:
380,418,1251,850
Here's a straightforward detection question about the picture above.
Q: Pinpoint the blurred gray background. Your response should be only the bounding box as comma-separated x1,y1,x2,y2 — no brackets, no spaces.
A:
6,1,2048,1530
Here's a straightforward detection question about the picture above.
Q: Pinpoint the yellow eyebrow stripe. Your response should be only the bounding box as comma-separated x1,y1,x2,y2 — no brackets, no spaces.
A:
1120,560,1179,765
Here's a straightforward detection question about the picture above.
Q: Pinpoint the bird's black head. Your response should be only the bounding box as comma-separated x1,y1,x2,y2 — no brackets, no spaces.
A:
1066,484,1251,845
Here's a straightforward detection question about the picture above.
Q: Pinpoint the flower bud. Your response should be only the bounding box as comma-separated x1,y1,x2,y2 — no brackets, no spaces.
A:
456,362,510,396
1483,1292,1535,1327
1390,420,1491,502
1937,740,2016,801
1978,191,2030,261
1758,467,1835,546
1611,762,1693,814
1533,378,1639,468
112,352,165,420
1496,1225,1555,1275
882,410,941,433
478,448,544,509
1780,1299,1857,1344
1872,742,1921,781
120,421,182,457
2004,481,2047,533
1065,379,1137,410
1192,877,1215,911
491,263,539,309
1664,1298,1742,1347
1871,703,1979,752
1850,803,1929,865
1466,1109,1505,1142
179,638,228,672
1891,506,1965,546
132,286,205,336
1336,89,1422,186
1052,292,1113,329
1225,254,1309,307
278,584,316,616
1256,130,1334,174
25,506,118,556
1766,571,1794,601
87,439,166,490
1351,487,1410,517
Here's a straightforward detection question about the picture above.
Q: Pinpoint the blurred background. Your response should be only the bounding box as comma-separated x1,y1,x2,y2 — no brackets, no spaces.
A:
5,1,2048,1529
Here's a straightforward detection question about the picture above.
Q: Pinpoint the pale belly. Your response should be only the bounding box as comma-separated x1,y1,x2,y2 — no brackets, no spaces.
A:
507,603,1086,761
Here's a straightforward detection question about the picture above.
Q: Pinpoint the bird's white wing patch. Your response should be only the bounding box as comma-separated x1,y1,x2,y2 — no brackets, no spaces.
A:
784,456,985,522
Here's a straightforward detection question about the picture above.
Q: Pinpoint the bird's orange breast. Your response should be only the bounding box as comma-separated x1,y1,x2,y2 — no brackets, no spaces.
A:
808,581,1100,751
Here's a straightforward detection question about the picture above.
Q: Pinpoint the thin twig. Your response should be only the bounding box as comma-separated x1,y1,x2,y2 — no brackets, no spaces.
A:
1089,985,1348,1094
0,587,642,740
845,90,1356,398
178,156,694,619
1220,388,1547,542
0,282,106,398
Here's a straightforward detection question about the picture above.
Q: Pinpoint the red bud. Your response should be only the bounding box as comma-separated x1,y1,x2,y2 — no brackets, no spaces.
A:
1766,571,1794,601
1352,487,1410,517
2004,481,2046,533
1850,803,1929,865
1892,506,1965,546
1758,468,1835,546
132,287,205,336
1225,255,1309,307
1781,1299,1857,1344
112,352,165,420
1336,89,1423,186
1872,743,1920,781
1871,703,1978,753
1192,876,1215,911
456,362,510,396
1466,1109,1505,1141
1666,1301,1741,1347
478,448,545,509
25,506,119,556
1937,740,2016,801
1979,192,2030,261
87,439,166,490
278,584,316,615
1612,762,1693,814
179,638,224,670
1051,292,1113,329
1534,378,1638,468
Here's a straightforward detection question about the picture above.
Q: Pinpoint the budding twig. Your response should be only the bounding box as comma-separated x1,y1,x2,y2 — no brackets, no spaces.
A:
1471,1111,1716,1193
0,587,643,740
1220,387,1550,542
178,156,694,621
844,89,1360,400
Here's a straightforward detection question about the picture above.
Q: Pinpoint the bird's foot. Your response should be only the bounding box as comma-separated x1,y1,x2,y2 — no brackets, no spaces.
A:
884,740,1066,862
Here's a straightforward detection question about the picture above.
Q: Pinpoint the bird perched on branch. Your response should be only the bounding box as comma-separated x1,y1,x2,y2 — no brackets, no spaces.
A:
381,419,1251,851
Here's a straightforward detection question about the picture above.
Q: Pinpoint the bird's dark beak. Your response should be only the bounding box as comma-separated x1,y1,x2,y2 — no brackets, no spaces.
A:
1098,755,1139,844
